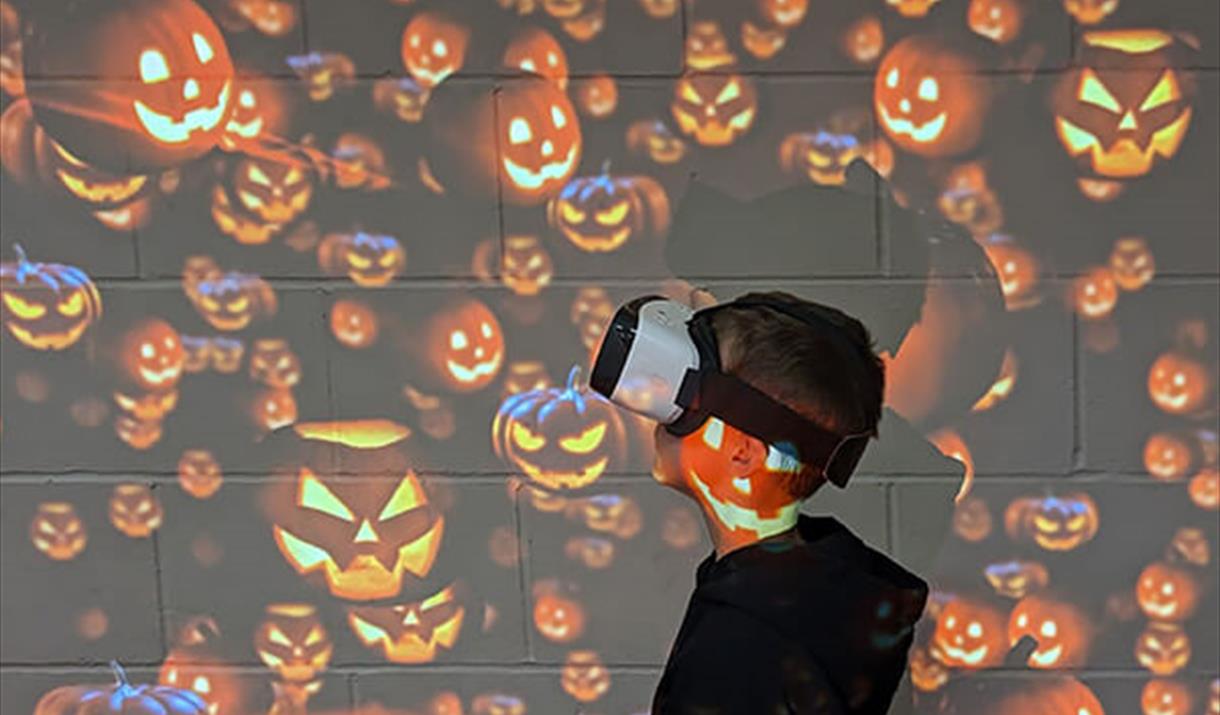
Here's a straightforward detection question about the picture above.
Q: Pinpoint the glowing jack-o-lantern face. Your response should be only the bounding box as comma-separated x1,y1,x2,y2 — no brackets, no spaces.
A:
1052,30,1195,180
120,318,185,391
574,75,618,118
221,78,286,151
1063,0,1117,25
677,417,803,538
1136,562,1199,622
318,232,406,287
501,80,582,205
548,171,671,253
37,137,150,210
1147,351,1211,416
109,483,164,538
562,650,611,703
626,118,688,164
254,603,333,682
779,130,866,187
983,559,1049,599
1136,621,1192,675
401,12,469,88
24,0,234,172
263,421,444,601
741,21,787,61
931,597,1006,668
1110,237,1155,290
0,245,102,351
249,339,302,389
980,235,1040,310
159,618,245,715
232,157,313,224
113,388,179,422
875,36,988,157
178,449,223,499
671,74,758,147
1189,469,1219,510
347,582,465,663
533,587,587,643
493,366,626,491
1005,493,1099,551
685,21,736,70
1143,433,1192,481
886,0,941,18
425,298,504,392
500,235,553,296
1142,678,1194,715
843,15,884,64
968,0,1023,44
330,299,379,349
30,502,87,561
762,0,808,27
1008,595,1091,669
189,271,277,332
504,27,568,89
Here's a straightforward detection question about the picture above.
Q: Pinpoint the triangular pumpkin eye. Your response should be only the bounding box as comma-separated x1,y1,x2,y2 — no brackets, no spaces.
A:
1140,70,1180,111
680,81,704,105
267,626,292,647
715,79,741,104
349,614,389,644
379,472,425,521
1078,69,1122,114
298,468,355,521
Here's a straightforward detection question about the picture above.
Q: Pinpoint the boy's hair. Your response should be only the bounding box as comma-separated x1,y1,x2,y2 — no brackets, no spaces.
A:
710,291,886,500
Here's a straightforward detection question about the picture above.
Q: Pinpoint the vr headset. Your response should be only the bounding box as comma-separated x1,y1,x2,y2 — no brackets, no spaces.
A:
589,295,872,488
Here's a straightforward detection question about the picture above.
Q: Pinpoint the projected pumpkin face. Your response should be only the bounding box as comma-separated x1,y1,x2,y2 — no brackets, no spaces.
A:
1142,679,1193,715
931,597,1006,668
501,79,581,204
232,157,313,224
0,245,102,351
330,299,379,349
160,621,245,715
983,559,1048,599
30,502,87,561
1063,0,1117,24
562,650,610,703
318,232,406,287
1005,493,1099,551
504,27,569,88
501,235,553,296
1008,595,1091,668
1137,562,1199,621
249,339,302,389
685,21,736,70
264,421,444,601
286,51,356,102
762,0,808,27
940,162,1004,236
1169,526,1209,566
178,449,223,499
401,12,469,88
373,76,430,123
251,387,298,432
190,271,276,331
549,171,671,252
503,361,551,397
843,15,884,64
980,235,1039,310
968,0,1022,44
120,318,185,391
115,414,164,450
210,337,244,373
424,298,504,392
221,79,285,150
671,74,758,147
779,130,866,186
741,21,787,60
1147,352,1211,416
1189,469,1219,510
908,646,949,692
109,483,164,538
1136,621,1191,675
347,582,465,663
113,388,179,422
1110,237,1155,290
1052,30,1195,179
533,590,586,643
1072,267,1119,319
675,418,803,537
626,118,688,164
23,0,234,172
254,603,333,682
875,37,987,156
574,75,618,118
493,367,626,490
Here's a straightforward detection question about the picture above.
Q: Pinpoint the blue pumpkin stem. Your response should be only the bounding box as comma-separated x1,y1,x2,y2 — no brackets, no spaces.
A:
565,364,582,392
600,158,612,176
109,660,131,688
12,242,28,265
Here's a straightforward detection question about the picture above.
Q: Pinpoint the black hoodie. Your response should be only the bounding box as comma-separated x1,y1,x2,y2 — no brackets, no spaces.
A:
651,515,928,715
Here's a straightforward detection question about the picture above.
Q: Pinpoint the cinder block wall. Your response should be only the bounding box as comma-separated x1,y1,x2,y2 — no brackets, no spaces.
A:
1,0,1217,713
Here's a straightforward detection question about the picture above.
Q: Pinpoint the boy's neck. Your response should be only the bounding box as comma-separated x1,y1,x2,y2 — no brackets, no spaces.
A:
699,507,803,560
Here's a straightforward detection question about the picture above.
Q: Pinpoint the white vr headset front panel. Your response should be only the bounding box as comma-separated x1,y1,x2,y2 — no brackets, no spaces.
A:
609,299,700,424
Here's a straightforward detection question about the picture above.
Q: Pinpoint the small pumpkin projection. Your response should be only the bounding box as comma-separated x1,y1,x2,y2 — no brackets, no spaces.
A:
1071,266,1119,320
329,299,379,349
561,650,611,702
503,26,569,88
548,168,671,253
1135,621,1191,676
401,11,469,88
1004,492,1099,551
983,559,1048,599
187,270,277,331
685,21,736,70
885,0,941,18
118,318,185,391
1136,561,1200,622
532,580,586,643
347,582,466,664
23,0,235,172
741,21,787,61
931,596,1007,668
373,76,430,123
1063,0,1116,25
1147,351,1212,416
159,617,246,715
500,235,554,296
1052,30,1195,182
574,74,617,118
254,603,333,683
30,501,87,561
671,73,758,147
626,118,688,164
249,338,302,389
220,76,288,151
493,366,627,491
422,296,504,392
318,231,406,287
967,0,1023,44
1188,468,1219,510
842,15,884,64
1007,594,1092,668
178,449,223,499
1,244,101,351
35,661,209,715
261,420,444,601
874,36,989,157
1110,237,1155,291
1142,678,1194,715
286,51,356,102
108,483,164,538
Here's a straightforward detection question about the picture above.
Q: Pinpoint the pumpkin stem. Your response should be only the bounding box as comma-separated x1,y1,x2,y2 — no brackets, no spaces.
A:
565,364,582,391
109,660,131,688
12,242,28,264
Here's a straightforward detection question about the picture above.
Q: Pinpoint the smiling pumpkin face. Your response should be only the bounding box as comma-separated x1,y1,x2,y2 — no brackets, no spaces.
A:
119,318,185,391
24,0,234,172
875,36,988,157
932,597,1006,669
347,582,466,664
0,245,101,351
425,297,504,392
400,11,468,89
1136,562,1199,622
500,79,582,205
1007,594,1092,669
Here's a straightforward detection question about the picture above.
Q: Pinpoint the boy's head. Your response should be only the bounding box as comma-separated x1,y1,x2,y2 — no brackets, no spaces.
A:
652,291,885,516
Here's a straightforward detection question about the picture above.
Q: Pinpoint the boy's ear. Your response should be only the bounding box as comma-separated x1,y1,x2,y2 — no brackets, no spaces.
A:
727,429,768,474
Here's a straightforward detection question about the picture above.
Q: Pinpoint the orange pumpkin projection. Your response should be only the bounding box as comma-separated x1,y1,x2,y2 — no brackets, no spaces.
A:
548,170,671,253
672,73,758,147
562,650,611,702
113,388,179,422
779,128,869,187
330,299,379,349
179,334,209,373
1110,237,1156,291
188,270,278,331
1147,351,1212,416
685,21,736,70
626,118,688,164
470,693,526,715
1004,492,1099,551
574,74,618,119
109,483,164,538
1189,468,1219,510
373,76,430,123
38,662,210,715
230,156,314,224
0,1,22,98
1168,527,1209,567
761,0,809,28
952,494,992,542
286,51,356,102
249,339,302,389
842,15,884,64
331,133,391,190
30,501,87,561
24,0,234,172
931,597,1007,668
939,162,1005,237
564,535,615,568
990,676,1105,715
262,420,443,601
504,26,568,88
570,285,615,349
875,36,989,157
578,492,643,539
908,645,949,692
533,588,587,643
160,617,246,715
1063,0,1117,25
178,449,223,499
318,231,406,287
424,297,504,392
1142,678,1193,715
493,366,627,490
558,2,606,42
1136,561,1199,622
210,336,244,373
502,360,551,397
885,0,941,18
114,414,164,451
347,582,465,663
984,559,1048,599
1143,432,1193,481
230,0,298,37
968,0,1023,44
741,21,787,61
1,244,102,351
221,77,286,151
661,506,701,550
250,387,298,432
254,603,333,682
401,11,469,88
500,235,554,296
402,384,456,440
1136,621,1191,675
119,318,185,391
1052,30,1195,180
1008,594,1092,668
1072,267,1119,320
638,0,678,18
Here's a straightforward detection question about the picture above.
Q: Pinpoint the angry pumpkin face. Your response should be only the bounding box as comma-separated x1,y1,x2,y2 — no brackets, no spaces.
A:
232,156,314,224
317,232,406,287
0,245,101,351
254,603,333,682
347,582,466,663
548,171,671,253
249,338,302,389
671,73,758,147
178,449,223,499
29,501,87,561
424,297,504,392
189,271,277,331
108,483,164,538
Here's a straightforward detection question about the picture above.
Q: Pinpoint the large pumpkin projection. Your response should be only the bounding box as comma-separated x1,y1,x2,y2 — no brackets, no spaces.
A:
874,36,989,157
262,420,444,601
547,169,671,253
35,662,209,715
23,0,235,172
493,366,626,491
1,244,101,351
425,74,581,205
1052,30,1195,182
346,582,466,663
421,296,504,393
